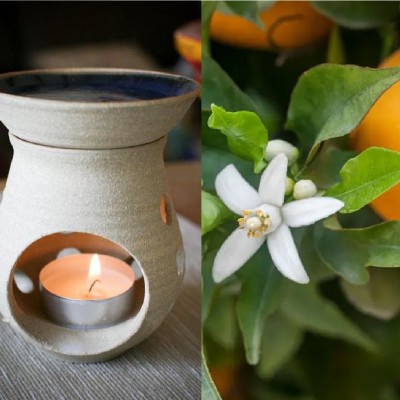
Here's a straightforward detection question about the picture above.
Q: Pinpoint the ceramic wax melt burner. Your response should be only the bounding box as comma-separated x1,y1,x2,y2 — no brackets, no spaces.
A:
0,68,199,362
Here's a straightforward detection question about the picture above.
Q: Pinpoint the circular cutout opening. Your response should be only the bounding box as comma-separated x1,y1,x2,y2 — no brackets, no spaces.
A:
9,232,148,357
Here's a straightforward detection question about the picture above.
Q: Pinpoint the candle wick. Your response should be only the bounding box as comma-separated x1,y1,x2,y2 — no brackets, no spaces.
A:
89,279,101,293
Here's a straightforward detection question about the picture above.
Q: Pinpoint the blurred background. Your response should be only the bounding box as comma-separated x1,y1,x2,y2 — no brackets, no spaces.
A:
0,1,201,222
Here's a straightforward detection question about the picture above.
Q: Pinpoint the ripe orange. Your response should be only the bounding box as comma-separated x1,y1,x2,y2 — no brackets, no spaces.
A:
210,365,239,398
209,1,333,51
174,20,201,82
351,50,400,220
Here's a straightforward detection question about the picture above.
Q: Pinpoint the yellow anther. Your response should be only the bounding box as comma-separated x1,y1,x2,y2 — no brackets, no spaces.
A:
240,209,270,239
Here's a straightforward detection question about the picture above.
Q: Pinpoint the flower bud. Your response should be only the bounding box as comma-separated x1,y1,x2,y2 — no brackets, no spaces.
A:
265,140,299,165
285,177,294,196
293,179,317,200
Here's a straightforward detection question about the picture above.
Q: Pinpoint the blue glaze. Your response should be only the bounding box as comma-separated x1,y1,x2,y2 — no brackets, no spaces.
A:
0,72,198,102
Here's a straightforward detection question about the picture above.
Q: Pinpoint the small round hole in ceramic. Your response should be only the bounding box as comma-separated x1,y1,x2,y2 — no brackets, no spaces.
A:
160,193,173,225
176,245,185,279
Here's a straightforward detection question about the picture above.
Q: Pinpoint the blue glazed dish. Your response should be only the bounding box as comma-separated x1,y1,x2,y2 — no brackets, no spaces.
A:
0,70,198,102
0,68,200,148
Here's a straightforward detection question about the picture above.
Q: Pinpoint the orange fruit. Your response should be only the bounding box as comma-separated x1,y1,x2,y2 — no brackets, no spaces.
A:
210,365,239,399
351,50,400,220
210,1,333,51
174,20,201,81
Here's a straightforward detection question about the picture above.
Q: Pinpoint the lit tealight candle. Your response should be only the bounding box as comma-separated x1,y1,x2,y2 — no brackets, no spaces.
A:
39,253,135,329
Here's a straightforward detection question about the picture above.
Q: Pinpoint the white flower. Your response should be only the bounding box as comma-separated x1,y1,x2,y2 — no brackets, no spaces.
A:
265,139,299,165
213,153,344,284
293,179,317,199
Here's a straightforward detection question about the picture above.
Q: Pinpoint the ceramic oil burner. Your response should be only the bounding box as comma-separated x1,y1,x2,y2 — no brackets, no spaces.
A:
0,68,199,362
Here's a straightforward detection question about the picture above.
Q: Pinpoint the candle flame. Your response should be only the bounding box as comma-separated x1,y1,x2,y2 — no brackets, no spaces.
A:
88,254,102,281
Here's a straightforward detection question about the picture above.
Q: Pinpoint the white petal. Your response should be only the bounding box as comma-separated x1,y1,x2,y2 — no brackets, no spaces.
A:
282,197,344,228
258,153,288,207
267,224,309,284
213,228,264,283
215,164,262,215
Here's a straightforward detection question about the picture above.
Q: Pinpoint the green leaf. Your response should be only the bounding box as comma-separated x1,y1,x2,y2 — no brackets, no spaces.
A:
314,221,400,285
202,191,234,235
208,104,268,173
326,147,400,213
312,1,399,30
202,350,222,400
203,111,229,151
205,293,240,349
286,64,400,163
202,56,260,113
236,247,283,365
379,23,397,61
258,1,275,12
257,312,303,378
202,1,218,57
245,89,283,138
222,1,264,28
302,145,356,190
202,252,216,324
202,228,236,323
341,268,400,320
202,230,227,323
296,226,336,283
326,25,345,64
281,283,376,352
202,147,258,193
337,204,382,230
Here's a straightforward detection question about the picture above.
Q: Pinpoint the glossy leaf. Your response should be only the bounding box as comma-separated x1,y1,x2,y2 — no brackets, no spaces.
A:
236,247,283,365
337,204,382,230
208,104,268,173
312,1,399,30
281,283,376,352
222,1,263,28
257,312,303,378
286,64,400,163
341,268,400,320
258,1,275,12
203,111,229,152
295,226,335,283
202,230,227,323
326,147,400,213
202,191,234,235
202,1,218,57
205,293,240,350
202,350,222,400
326,25,345,64
302,145,356,190
202,147,258,193
315,221,400,285
202,56,260,113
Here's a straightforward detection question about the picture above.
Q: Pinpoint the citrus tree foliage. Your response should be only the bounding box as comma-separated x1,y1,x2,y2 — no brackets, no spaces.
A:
202,2,400,400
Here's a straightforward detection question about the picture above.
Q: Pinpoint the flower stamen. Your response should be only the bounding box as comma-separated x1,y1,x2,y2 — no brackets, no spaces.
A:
238,210,270,238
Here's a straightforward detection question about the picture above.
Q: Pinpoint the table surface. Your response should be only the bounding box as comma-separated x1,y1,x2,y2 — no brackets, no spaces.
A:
0,171,201,399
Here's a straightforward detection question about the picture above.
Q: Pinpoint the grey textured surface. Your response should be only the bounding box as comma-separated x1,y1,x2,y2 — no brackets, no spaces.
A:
0,203,201,400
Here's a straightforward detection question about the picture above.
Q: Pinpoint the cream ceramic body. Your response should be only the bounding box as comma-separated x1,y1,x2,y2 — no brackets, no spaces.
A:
0,68,199,362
